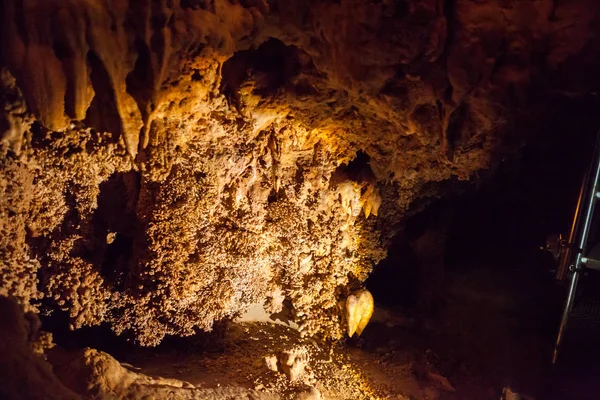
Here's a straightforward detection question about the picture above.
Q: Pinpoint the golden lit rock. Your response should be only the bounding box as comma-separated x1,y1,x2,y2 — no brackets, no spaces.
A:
1,1,600,398
0,0,599,348
345,289,375,338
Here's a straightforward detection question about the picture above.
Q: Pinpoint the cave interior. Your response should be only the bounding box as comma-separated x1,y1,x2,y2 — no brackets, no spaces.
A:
2,0,600,399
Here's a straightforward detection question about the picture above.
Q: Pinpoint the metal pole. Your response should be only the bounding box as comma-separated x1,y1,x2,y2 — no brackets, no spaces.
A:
556,181,586,281
553,131,600,364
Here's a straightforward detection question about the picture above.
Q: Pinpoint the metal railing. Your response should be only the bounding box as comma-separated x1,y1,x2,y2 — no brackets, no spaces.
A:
553,130,600,364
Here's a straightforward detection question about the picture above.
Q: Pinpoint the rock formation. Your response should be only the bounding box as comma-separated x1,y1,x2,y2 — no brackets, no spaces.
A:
1,0,600,345
0,296,79,400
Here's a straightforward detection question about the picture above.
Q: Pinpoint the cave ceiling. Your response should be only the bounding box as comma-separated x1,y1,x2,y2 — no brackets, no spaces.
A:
1,0,599,345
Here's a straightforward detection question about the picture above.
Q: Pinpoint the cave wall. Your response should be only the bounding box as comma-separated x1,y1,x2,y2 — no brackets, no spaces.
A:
1,0,599,345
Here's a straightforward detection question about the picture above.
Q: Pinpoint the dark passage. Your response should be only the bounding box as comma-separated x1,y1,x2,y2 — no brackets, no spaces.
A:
365,96,600,399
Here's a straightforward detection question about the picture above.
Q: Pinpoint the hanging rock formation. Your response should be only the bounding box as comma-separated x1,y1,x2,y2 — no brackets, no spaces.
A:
1,0,600,345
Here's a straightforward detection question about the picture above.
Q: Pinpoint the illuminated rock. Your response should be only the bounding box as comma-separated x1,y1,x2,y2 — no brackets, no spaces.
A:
0,0,599,346
345,289,375,338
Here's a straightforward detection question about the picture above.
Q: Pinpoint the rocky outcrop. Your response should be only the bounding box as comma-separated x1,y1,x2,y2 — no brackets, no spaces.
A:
1,0,599,345
49,347,281,400
0,296,79,400
0,295,281,400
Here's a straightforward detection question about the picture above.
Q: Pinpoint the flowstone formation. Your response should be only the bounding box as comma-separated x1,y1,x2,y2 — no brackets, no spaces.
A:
1,0,600,345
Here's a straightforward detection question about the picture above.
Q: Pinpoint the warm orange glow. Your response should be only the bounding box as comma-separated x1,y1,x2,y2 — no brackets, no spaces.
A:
346,289,375,337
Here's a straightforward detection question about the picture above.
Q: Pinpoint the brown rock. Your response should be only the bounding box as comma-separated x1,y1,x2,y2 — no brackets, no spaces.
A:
0,0,599,347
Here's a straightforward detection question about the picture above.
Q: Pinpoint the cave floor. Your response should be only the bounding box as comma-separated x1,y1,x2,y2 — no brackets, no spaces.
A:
117,320,451,399
46,253,599,400
84,257,564,400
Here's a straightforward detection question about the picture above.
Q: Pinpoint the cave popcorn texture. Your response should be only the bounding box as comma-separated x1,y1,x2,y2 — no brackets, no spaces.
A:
1,0,600,345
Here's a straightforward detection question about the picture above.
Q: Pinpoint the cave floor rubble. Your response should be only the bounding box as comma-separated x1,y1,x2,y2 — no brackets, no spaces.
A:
82,266,549,400
38,261,565,400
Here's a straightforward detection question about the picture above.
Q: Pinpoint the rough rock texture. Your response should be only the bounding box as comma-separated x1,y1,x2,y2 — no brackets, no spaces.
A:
0,295,283,400
1,0,600,345
49,347,281,400
0,296,79,400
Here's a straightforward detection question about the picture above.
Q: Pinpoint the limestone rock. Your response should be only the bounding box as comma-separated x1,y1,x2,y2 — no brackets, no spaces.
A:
295,386,322,400
0,0,599,346
275,347,311,382
265,354,279,372
346,289,375,337
0,296,79,400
